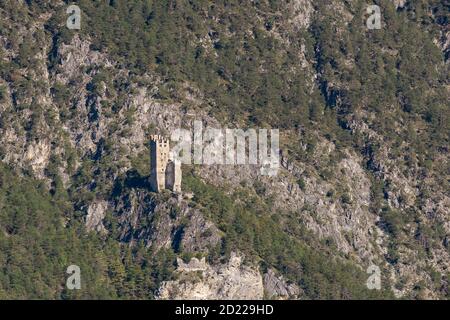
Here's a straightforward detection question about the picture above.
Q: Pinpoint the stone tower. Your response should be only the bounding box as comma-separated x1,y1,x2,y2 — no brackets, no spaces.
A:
149,135,170,192
149,135,181,193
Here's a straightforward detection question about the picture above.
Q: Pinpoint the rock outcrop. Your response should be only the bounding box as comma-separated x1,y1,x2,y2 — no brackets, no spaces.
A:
157,252,264,300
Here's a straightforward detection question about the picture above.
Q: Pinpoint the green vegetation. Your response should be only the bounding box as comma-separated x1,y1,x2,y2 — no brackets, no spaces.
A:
0,0,448,299
183,172,393,299
0,163,175,299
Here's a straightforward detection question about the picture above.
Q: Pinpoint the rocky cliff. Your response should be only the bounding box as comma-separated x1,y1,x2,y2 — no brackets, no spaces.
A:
0,0,448,299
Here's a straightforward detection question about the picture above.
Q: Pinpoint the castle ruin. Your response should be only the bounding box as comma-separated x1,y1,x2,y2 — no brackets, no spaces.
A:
149,135,182,193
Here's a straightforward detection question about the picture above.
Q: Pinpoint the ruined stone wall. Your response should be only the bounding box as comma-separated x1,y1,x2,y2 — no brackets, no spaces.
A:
166,159,182,192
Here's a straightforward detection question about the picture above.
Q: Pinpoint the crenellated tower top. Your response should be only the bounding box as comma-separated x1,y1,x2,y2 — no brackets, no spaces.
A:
150,134,170,144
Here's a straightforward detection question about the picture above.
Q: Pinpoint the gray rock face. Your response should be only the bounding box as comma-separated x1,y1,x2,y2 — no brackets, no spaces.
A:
112,190,221,253
196,143,384,263
289,0,314,29
86,200,108,234
263,269,301,299
392,0,406,9
157,252,264,300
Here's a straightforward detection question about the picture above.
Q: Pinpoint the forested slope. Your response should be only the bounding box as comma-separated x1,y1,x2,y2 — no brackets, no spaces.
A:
0,0,448,299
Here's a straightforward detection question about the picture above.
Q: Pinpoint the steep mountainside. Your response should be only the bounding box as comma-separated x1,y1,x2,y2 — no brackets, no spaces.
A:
0,0,448,299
